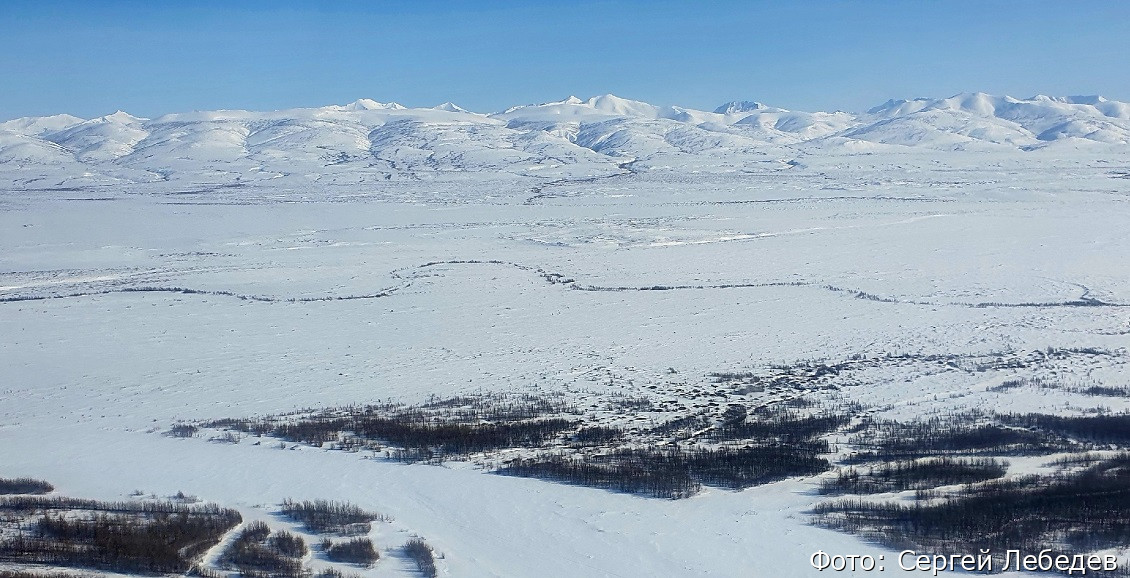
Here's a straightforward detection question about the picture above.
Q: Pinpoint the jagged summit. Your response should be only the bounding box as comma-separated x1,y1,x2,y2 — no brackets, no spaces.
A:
714,101,770,114
339,98,406,111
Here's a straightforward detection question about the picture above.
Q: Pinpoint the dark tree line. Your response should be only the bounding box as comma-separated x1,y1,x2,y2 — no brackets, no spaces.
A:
269,530,308,558
570,425,624,445
0,495,235,515
709,405,851,443
814,453,1130,566
819,457,1008,495
208,396,579,459
843,411,1130,464
353,417,576,456
324,537,379,566
649,413,711,436
846,413,1074,462
0,500,240,574
991,376,1130,398
500,449,701,499
500,443,830,499
0,478,53,495
689,443,831,489
280,499,383,535
221,520,306,578
1000,412,1130,444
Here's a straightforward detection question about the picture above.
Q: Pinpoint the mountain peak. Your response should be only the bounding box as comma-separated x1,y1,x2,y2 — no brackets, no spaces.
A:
341,98,406,111
0,113,86,135
100,111,145,124
866,97,931,116
935,92,1001,115
714,100,768,115
433,102,470,113
584,94,660,117
494,94,657,119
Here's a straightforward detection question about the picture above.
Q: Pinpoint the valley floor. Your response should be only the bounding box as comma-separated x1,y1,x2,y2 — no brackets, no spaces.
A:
2,149,1129,576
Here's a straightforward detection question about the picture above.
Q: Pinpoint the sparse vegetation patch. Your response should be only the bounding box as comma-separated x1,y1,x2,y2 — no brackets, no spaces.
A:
404,538,437,578
280,498,385,535
324,537,379,566
845,411,1076,463
0,478,53,495
0,493,240,574
819,457,1008,495
814,453,1130,567
501,443,830,499
207,393,580,460
220,520,306,578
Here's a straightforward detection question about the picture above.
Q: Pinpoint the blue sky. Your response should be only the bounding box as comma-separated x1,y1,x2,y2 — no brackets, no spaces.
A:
3,0,1129,119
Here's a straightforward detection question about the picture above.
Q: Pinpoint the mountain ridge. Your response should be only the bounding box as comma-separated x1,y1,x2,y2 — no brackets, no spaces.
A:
2,92,1127,189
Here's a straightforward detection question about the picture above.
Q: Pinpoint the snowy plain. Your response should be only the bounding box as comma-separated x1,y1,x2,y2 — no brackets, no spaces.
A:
2,93,1130,576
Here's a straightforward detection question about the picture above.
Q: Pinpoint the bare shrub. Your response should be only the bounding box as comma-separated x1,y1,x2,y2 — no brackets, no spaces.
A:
0,500,240,573
269,530,308,558
814,453,1130,567
404,538,437,577
281,499,384,535
220,521,305,578
324,537,379,566
165,423,199,438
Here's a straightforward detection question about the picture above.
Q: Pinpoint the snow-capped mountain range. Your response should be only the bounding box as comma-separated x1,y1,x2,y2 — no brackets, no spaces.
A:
2,92,1128,189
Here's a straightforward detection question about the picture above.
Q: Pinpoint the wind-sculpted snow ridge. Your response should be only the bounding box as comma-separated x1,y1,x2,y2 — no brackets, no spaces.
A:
2,92,1128,191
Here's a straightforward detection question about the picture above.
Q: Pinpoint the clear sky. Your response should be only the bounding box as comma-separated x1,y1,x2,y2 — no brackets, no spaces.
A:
3,0,1129,119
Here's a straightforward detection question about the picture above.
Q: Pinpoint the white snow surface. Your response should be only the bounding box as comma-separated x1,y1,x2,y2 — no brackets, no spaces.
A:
3,92,1129,191
2,93,1130,577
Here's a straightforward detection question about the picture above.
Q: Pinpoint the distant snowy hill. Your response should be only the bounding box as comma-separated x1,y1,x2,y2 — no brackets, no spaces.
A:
849,93,1130,147
2,92,1128,189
